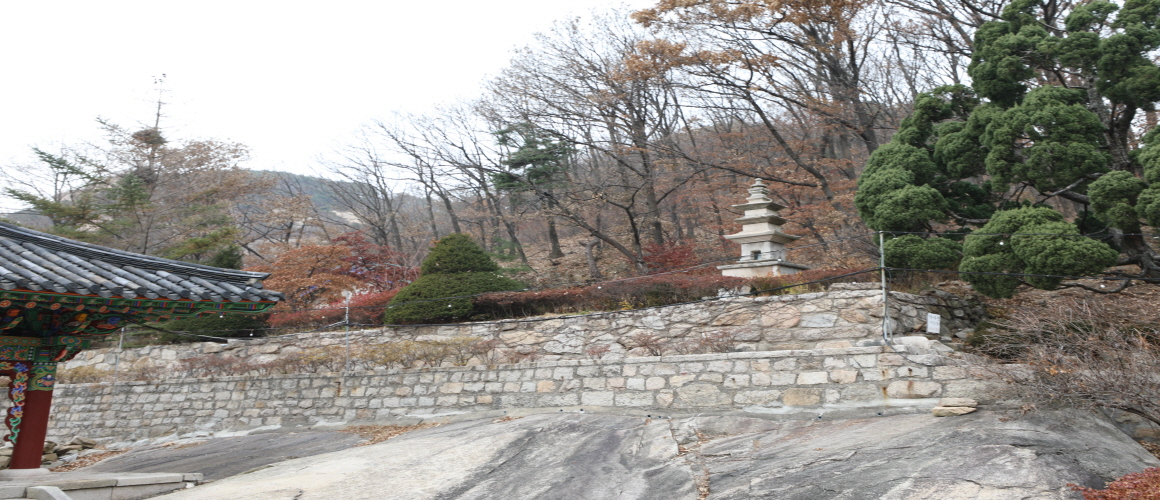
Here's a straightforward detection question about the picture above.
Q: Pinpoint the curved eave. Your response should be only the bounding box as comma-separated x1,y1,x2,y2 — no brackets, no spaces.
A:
0,222,269,282
0,288,279,316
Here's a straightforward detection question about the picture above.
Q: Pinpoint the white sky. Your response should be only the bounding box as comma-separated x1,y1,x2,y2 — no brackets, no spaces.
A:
1,0,652,210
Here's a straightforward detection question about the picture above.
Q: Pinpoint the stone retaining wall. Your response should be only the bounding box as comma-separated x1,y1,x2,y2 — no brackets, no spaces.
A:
48,344,998,445
63,284,984,375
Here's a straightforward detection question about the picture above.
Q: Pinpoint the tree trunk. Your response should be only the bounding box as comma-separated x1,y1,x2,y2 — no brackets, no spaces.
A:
584,237,603,280
547,217,564,259
424,188,440,240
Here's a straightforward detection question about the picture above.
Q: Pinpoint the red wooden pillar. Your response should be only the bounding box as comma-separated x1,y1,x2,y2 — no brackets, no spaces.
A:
9,388,51,469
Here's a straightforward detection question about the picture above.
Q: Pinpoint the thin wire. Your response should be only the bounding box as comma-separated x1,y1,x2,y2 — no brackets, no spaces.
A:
884,230,1160,237
883,267,1146,281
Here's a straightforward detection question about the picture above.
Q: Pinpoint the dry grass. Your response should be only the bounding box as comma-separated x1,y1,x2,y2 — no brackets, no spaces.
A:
341,424,439,447
1141,441,1160,460
49,450,127,472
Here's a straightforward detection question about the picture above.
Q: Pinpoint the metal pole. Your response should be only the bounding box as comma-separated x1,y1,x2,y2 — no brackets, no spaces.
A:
344,297,351,374
112,327,125,385
879,232,891,344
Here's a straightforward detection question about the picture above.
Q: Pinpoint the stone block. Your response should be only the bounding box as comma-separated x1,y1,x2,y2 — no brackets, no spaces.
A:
878,354,905,366
698,373,724,383
822,357,848,369
896,366,928,378
839,309,870,324
797,372,829,385
540,394,579,406
735,390,781,405
761,305,800,328
799,313,838,328
669,374,696,387
769,373,797,385
707,361,732,373
614,392,655,407
114,473,185,486
582,377,606,389
674,384,731,408
939,398,978,408
645,377,666,390
751,372,772,386
27,486,71,500
932,406,977,417
850,354,877,369
656,390,674,407
885,380,941,399
582,391,615,406
782,388,822,406
826,388,841,404
535,381,556,393
830,370,858,384
723,375,749,389
626,378,646,391
772,359,797,371
440,383,464,394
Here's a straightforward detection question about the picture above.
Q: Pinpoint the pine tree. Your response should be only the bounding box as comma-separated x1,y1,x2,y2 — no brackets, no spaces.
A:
855,0,1160,296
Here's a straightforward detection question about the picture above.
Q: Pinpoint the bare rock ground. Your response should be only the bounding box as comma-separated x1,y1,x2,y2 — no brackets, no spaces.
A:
79,431,363,481
141,409,1154,500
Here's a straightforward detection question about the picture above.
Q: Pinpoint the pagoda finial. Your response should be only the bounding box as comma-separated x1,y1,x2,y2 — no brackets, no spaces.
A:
746,178,771,204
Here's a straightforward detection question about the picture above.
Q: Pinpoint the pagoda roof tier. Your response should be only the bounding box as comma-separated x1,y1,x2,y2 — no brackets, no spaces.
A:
732,201,787,212
0,222,282,304
734,214,788,226
724,232,801,245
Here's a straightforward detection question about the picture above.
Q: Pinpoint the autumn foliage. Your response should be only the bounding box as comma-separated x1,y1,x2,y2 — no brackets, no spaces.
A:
1072,468,1160,500
248,232,418,329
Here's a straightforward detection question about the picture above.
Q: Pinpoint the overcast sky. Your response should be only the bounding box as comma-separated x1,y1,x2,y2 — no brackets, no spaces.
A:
1,0,652,210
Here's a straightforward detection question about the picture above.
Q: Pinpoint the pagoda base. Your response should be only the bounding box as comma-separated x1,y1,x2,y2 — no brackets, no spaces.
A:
717,260,808,278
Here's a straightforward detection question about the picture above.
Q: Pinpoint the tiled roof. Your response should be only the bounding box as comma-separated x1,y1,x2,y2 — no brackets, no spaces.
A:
0,222,282,304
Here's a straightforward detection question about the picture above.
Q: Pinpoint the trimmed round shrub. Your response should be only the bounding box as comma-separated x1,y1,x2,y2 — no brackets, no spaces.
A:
419,233,501,275
884,235,963,270
385,234,523,324
958,207,1118,298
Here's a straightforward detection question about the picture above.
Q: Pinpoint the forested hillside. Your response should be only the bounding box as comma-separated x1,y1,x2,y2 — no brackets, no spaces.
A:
3,0,1159,330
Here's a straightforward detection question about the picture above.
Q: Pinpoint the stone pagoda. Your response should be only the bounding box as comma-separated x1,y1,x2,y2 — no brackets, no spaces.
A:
717,179,808,277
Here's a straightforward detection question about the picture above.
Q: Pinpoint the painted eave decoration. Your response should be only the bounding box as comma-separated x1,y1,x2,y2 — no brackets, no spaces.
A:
0,221,282,336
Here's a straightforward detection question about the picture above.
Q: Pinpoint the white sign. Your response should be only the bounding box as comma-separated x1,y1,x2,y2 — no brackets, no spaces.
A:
926,313,942,334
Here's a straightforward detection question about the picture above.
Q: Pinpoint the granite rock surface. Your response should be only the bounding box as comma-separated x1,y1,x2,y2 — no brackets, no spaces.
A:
153,410,1155,500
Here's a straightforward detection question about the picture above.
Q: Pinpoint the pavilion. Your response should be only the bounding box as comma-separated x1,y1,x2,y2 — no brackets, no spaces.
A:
0,221,281,476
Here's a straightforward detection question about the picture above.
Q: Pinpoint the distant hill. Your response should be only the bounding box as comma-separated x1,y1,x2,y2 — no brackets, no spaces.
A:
252,170,355,215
